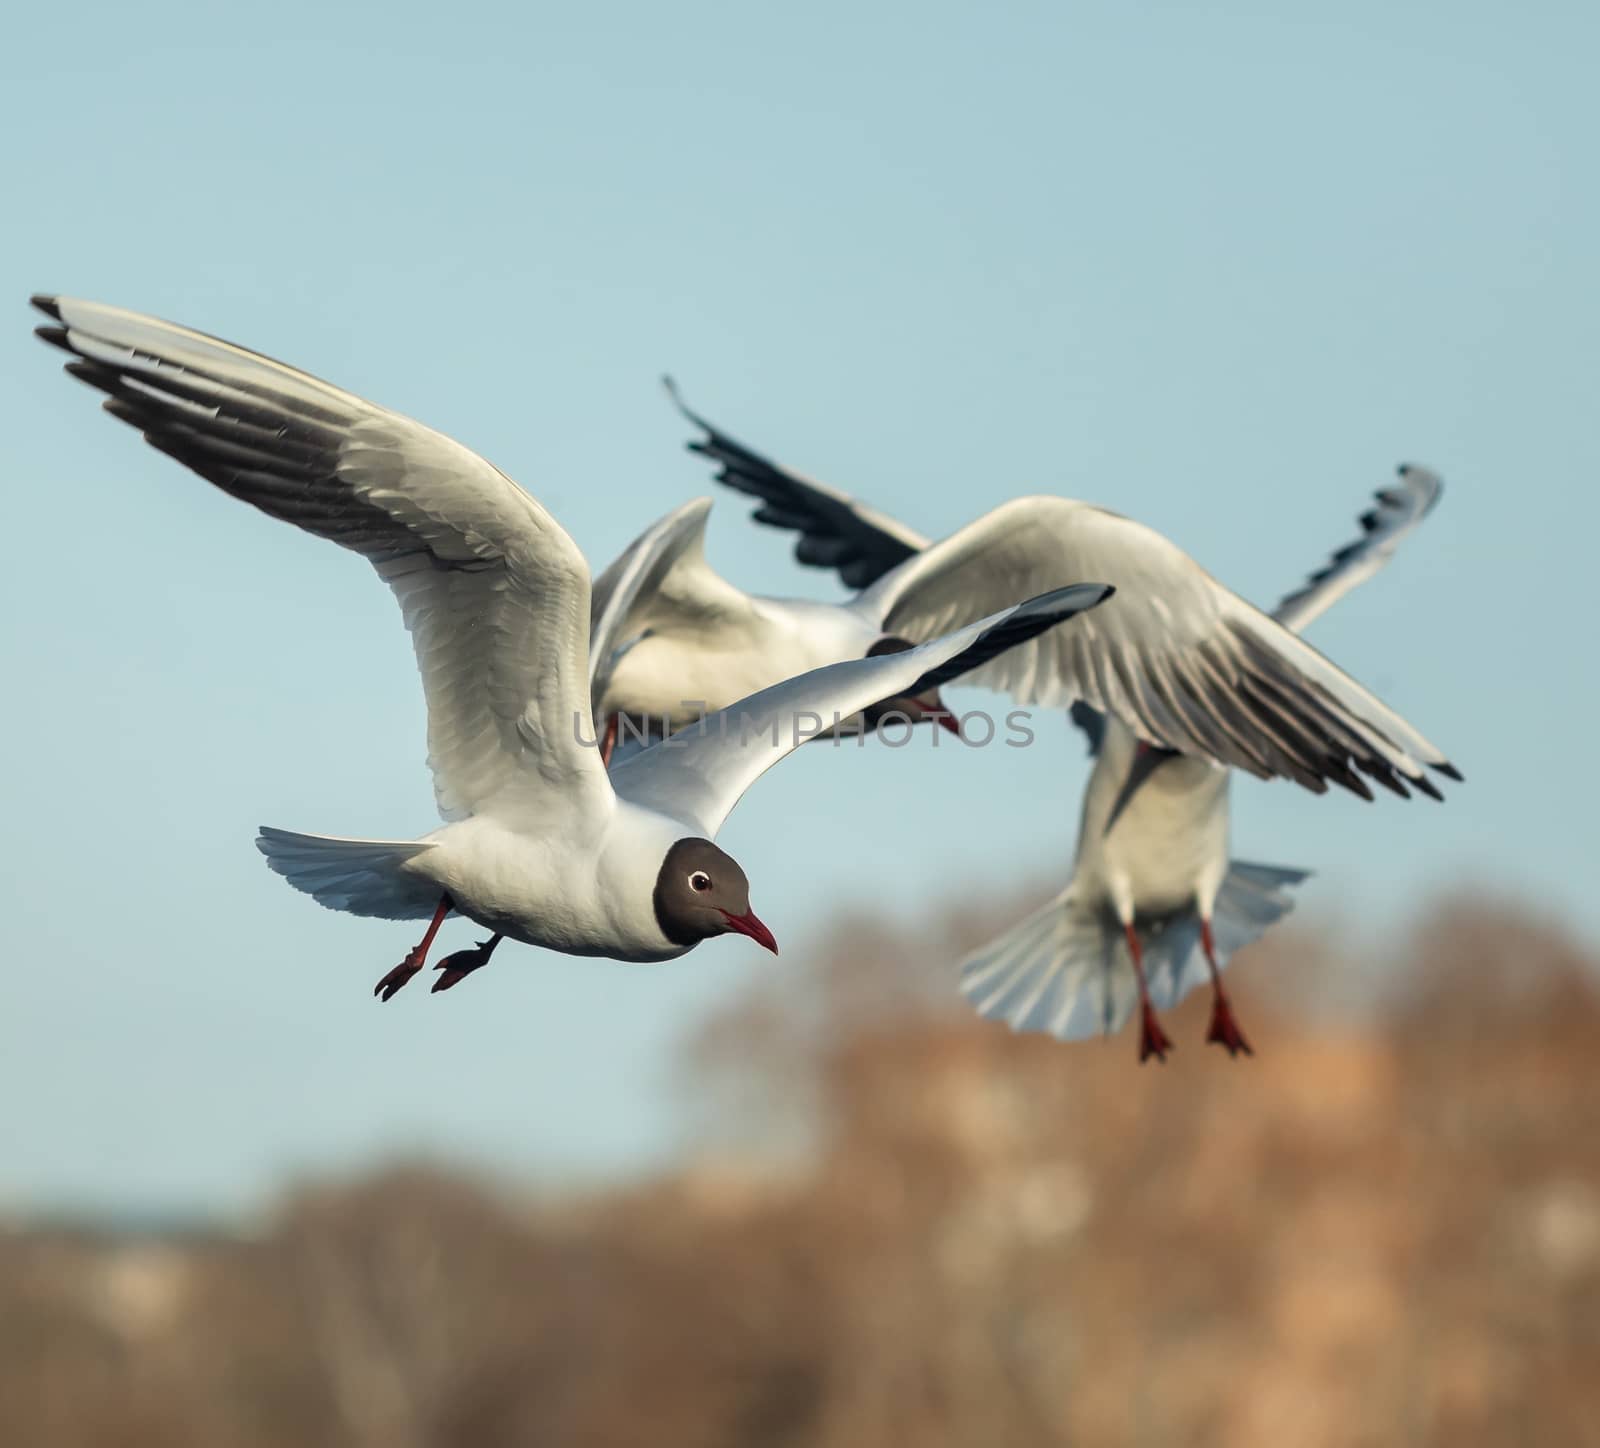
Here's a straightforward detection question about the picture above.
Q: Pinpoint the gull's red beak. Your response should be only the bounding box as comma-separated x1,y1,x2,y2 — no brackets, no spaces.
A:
918,695,962,739
719,908,779,955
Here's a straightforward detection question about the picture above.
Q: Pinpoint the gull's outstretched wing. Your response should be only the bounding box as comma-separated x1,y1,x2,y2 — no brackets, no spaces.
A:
607,584,1113,837
665,378,928,589
854,496,1458,799
35,295,607,823
1272,464,1444,632
587,495,770,717
1081,463,1446,821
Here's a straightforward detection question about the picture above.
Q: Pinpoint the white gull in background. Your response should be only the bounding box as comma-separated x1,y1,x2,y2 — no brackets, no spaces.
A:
32,297,1111,999
961,466,1443,1060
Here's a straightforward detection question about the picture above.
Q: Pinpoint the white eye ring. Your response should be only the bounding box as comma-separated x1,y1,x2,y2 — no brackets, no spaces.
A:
689,870,712,893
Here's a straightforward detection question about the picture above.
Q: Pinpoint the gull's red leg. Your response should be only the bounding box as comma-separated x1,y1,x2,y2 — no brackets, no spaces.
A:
599,714,619,767
432,933,504,993
1123,922,1174,1064
374,895,452,1003
1200,918,1253,1058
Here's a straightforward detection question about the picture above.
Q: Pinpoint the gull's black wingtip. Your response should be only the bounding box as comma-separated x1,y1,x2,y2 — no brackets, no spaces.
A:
34,324,70,350
1063,581,1114,611
662,373,711,434
1022,584,1115,635
1412,772,1445,803
1433,761,1464,782
661,372,693,417
30,294,62,319
1022,581,1114,622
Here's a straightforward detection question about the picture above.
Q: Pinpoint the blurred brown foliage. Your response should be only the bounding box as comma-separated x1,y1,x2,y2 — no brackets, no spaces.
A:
3,893,1598,1448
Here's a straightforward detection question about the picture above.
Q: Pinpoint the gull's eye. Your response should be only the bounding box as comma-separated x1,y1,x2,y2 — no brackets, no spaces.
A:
689,871,712,893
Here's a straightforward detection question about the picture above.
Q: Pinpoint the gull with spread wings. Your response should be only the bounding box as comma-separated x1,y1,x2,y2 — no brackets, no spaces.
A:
961,468,1443,1060
33,297,1111,999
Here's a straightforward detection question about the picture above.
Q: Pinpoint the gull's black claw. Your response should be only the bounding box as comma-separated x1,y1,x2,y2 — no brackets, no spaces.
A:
429,937,499,994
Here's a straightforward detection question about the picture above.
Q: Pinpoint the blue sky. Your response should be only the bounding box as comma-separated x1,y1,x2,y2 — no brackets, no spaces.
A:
2,0,1594,1213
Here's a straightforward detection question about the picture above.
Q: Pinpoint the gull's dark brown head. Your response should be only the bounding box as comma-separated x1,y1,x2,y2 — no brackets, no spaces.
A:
653,838,778,954
862,636,962,738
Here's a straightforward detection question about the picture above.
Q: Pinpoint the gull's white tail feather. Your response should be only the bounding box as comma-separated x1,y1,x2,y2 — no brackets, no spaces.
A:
959,861,1310,1042
1211,862,1313,953
959,886,1124,1040
255,827,440,919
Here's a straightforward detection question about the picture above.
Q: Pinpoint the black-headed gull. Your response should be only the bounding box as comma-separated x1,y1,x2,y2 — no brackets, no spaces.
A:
665,382,1458,802
961,467,1443,1060
32,297,1112,999
663,388,1456,1058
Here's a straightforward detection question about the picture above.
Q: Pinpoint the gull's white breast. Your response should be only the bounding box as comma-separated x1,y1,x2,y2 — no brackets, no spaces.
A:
1073,717,1231,919
399,803,692,962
